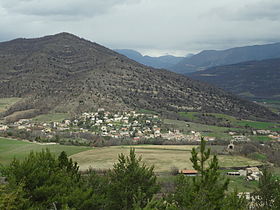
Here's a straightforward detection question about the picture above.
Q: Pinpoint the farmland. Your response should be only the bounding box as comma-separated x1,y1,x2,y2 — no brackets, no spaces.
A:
70,145,261,172
0,138,261,172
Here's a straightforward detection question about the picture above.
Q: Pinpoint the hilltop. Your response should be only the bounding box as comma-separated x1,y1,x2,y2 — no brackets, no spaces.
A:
0,32,278,121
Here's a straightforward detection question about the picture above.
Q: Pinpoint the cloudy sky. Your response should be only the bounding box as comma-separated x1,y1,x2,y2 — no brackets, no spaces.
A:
1,0,280,56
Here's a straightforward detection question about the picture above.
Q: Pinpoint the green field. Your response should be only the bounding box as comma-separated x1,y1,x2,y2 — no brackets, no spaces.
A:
71,145,261,172
178,111,280,133
164,119,242,140
0,138,264,193
0,98,21,113
0,138,261,172
237,120,280,131
31,113,70,122
0,137,91,165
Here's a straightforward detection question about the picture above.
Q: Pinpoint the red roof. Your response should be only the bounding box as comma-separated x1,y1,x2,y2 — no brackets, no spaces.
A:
179,169,198,174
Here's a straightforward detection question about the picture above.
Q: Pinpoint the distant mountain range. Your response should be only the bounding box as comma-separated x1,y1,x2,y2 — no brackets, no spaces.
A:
116,43,280,75
188,58,280,100
172,42,280,74
114,49,185,70
0,32,277,121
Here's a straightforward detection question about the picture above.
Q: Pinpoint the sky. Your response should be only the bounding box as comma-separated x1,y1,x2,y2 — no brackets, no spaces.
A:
1,0,280,56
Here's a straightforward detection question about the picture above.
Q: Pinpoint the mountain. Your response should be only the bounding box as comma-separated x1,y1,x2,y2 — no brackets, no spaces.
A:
172,42,280,74
115,49,184,70
0,32,278,121
188,58,280,100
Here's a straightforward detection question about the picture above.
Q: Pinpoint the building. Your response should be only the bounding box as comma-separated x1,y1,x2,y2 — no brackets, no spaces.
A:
246,167,262,181
227,171,240,176
179,169,198,176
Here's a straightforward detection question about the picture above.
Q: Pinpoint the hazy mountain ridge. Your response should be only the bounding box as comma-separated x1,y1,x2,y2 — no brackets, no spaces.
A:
114,49,184,70
188,58,280,100
0,33,278,121
172,42,280,73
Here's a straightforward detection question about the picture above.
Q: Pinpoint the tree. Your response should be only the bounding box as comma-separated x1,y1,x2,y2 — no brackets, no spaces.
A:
1,149,105,209
252,167,280,209
107,148,160,210
0,183,28,210
171,137,247,209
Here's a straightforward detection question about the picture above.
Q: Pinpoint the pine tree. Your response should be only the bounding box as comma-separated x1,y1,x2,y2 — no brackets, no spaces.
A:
172,137,230,209
252,167,280,209
107,148,160,210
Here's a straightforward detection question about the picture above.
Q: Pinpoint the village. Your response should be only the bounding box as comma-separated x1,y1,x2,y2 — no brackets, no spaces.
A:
0,109,206,143
0,109,280,144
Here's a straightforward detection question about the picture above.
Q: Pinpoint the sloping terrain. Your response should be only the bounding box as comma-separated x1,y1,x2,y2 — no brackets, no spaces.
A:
188,58,280,100
0,33,278,121
172,42,280,73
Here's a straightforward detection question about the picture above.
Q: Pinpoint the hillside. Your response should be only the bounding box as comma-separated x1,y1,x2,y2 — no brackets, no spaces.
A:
114,49,184,70
0,33,278,121
188,58,280,100
172,42,280,73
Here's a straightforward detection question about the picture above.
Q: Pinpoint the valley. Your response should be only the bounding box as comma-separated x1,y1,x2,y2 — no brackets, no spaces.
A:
0,33,280,207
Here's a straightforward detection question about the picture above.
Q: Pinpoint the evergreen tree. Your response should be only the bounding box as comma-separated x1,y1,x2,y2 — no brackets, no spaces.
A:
0,183,28,210
1,149,105,209
107,148,160,210
252,167,280,210
171,137,247,209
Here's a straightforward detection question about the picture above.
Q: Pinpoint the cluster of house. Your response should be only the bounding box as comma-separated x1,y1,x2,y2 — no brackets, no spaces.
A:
226,167,263,181
161,130,216,142
73,109,209,141
72,109,162,139
252,130,280,140
228,132,251,142
229,129,280,142
0,109,211,142
0,124,8,131
179,166,263,181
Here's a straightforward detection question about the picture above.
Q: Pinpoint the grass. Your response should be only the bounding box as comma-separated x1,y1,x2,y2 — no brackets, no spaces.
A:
0,138,263,193
138,109,158,115
71,145,262,172
32,113,70,122
237,121,280,132
163,119,241,140
177,111,280,133
247,152,267,162
249,135,272,142
0,98,21,113
178,112,199,121
227,176,258,192
0,137,92,165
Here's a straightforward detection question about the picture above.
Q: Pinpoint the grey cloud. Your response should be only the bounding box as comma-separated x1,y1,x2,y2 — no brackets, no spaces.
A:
0,0,280,56
212,0,280,21
0,0,140,18
239,1,280,21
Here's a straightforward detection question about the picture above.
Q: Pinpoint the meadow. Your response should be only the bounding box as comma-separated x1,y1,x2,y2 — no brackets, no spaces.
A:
0,137,91,165
31,113,70,122
178,112,280,133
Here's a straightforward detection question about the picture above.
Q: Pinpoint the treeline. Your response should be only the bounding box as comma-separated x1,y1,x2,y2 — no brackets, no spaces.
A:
0,139,279,209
